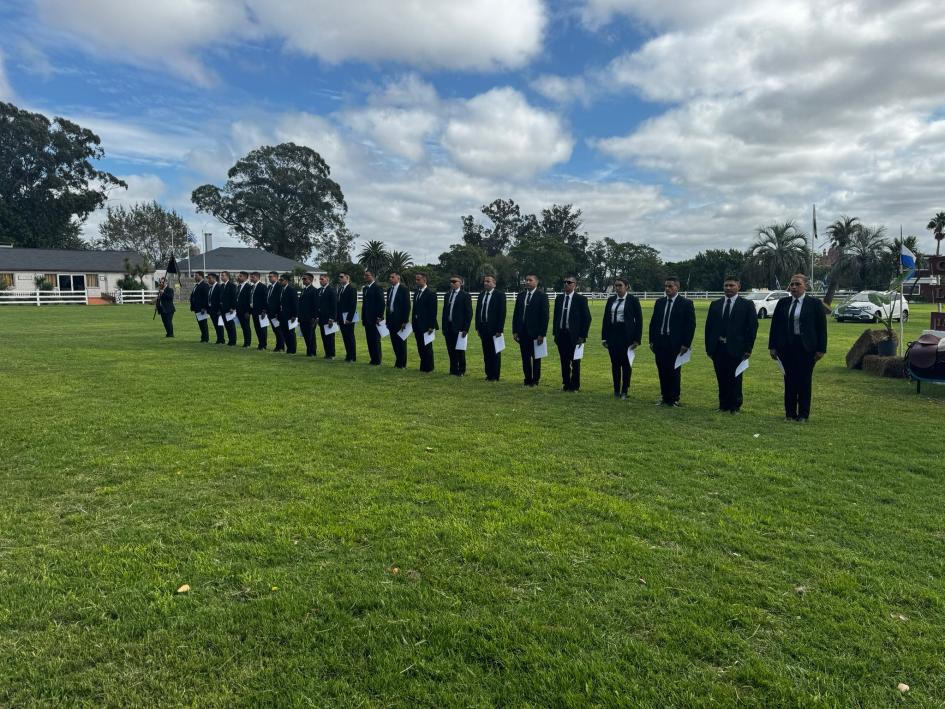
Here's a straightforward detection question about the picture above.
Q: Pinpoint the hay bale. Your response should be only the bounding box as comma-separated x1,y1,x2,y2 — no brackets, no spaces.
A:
846,329,887,369
862,355,906,378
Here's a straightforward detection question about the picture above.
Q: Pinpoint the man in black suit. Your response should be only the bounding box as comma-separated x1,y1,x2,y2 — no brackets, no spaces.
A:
317,273,337,359
442,275,473,376
361,269,386,365
553,275,592,392
337,272,357,362
206,273,225,344
512,274,549,387
219,270,238,346
190,271,210,342
298,273,319,357
412,271,438,372
705,275,758,413
278,273,298,355
386,271,411,368
249,271,268,350
768,273,827,422
648,276,696,406
266,271,285,352
156,277,175,337
602,277,643,399
475,275,505,381
235,271,253,347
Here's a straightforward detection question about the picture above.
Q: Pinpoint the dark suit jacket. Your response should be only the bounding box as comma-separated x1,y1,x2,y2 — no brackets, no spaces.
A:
441,289,473,333
475,289,506,337
553,292,592,342
317,284,337,323
190,280,209,312
207,282,222,315
512,289,549,339
601,295,643,344
236,281,252,315
386,284,410,329
768,294,828,354
412,287,438,331
266,282,283,317
361,282,385,323
251,281,267,312
705,296,758,357
157,286,175,314
648,295,696,350
221,280,238,311
338,283,357,323
280,284,298,320
299,284,318,321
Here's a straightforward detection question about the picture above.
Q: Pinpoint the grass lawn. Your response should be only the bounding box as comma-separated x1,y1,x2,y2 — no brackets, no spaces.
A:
1,300,943,706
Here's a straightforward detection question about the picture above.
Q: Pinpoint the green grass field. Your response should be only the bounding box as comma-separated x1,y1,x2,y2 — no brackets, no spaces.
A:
1,301,943,706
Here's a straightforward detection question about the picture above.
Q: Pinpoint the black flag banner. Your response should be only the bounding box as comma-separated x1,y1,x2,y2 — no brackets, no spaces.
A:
165,255,181,286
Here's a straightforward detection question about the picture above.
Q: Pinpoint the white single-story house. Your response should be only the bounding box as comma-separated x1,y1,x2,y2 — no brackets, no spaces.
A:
0,247,153,295
170,247,322,279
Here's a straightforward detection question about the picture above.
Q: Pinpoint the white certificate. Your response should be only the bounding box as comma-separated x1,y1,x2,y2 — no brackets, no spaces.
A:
398,323,413,340
289,318,299,331
195,312,209,322
627,346,636,366
423,330,435,346
216,316,224,327
341,311,349,323
494,334,506,353
573,343,585,361
258,315,270,328
271,317,281,328
376,321,390,338
735,358,750,377
674,349,691,369
776,357,785,374
323,322,340,335
533,338,548,359
352,312,361,323
225,311,236,322
456,333,468,351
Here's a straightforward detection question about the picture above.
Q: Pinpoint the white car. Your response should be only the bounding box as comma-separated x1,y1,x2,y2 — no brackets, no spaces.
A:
833,290,909,323
743,291,790,319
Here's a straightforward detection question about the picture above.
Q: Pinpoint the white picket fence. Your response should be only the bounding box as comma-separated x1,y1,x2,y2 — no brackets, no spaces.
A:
0,290,89,305
114,289,160,304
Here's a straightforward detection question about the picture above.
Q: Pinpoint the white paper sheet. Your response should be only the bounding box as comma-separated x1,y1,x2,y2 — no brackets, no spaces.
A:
776,357,785,374
352,312,360,323
573,343,585,361
258,315,269,328
533,338,548,359
271,317,280,328
376,321,390,338
341,311,349,323
288,318,299,330
674,349,692,369
423,330,435,346
735,358,750,377
323,322,340,335
494,333,506,353
456,333,468,351
398,323,413,340
195,312,209,322
626,346,636,366
216,316,224,327
225,311,236,322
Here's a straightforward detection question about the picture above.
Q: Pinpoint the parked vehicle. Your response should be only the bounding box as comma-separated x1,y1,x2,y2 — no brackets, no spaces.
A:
743,290,790,318
832,290,909,323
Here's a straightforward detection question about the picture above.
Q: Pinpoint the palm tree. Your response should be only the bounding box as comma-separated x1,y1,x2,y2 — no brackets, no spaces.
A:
387,250,414,275
927,211,945,256
357,240,390,277
749,220,808,289
823,215,861,305
848,225,888,288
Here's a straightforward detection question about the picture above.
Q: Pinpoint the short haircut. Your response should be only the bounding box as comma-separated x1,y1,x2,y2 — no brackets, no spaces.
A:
239,271,248,277
207,273,218,279
250,271,259,277
364,269,374,277
280,273,291,280
792,273,809,284
268,271,278,277
415,271,427,280
482,274,496,282
195,271,205,278
525,273,538,280
723,274,740,283
614,276,629,287
388,271,399,278
302,273,314,280
339,271,349,278
564,274,577,282
221,270,230,277
450,275,464,285
664,276,681,285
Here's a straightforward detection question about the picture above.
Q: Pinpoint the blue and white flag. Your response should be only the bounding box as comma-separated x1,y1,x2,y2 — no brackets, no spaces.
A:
900,244,916,279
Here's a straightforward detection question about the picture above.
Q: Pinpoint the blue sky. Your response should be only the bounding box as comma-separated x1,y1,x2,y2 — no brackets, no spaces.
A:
2,0,944,261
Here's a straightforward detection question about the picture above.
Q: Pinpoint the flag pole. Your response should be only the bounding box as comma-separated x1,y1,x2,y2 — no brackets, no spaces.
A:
811,204,816,286
899,225,904,356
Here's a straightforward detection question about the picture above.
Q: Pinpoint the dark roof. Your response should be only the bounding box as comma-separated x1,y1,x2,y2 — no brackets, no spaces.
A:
175,247,319,273
0,247,147,272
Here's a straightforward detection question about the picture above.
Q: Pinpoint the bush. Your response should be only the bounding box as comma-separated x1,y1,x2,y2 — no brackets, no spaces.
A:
116,276,145,290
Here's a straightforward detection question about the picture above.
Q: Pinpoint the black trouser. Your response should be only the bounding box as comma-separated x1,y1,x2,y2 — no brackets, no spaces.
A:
414,329,434,371
555,331,580,390
195,313,209,342
479,331,501,380
444,326,466,375
160,310,174,337
253,313,267,349
653,342,681,403
518,336,541,385
224,314,237,345
300,320,316,356
320,326,336,358
389,323,407,368
712,345,744,411
211,312,225,343
340,322,356,361
365,322,382,365
238,311,252,346
607,334,632,395
781,336,815,419
271,318,285,351
280,320,297,354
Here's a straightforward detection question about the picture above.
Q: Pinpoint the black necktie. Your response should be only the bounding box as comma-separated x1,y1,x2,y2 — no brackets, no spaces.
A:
788,298,799,335
722,298,732,329
661,298,673,335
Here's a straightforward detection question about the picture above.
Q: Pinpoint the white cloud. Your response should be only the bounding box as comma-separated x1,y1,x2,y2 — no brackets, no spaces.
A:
531,74,591,106
443,87,574,180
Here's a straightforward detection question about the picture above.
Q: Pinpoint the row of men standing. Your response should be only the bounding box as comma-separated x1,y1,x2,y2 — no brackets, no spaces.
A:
178,268,826,420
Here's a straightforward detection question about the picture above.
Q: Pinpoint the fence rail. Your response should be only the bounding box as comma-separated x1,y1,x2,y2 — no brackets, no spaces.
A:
0,290,89,305
114,289,159,304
